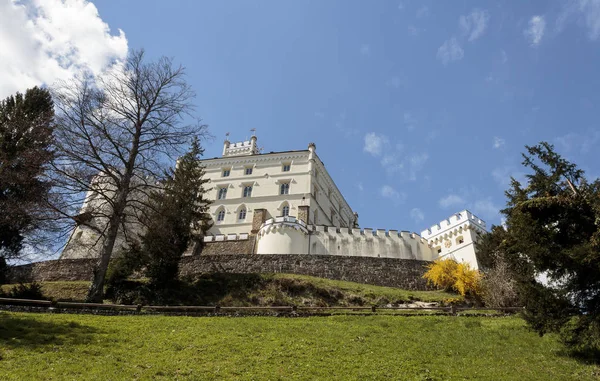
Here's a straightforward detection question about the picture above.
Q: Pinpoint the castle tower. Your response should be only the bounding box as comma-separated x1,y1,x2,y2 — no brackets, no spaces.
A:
420,210,486,269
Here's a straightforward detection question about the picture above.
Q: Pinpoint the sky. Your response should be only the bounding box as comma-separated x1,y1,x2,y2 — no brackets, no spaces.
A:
1,0,600,235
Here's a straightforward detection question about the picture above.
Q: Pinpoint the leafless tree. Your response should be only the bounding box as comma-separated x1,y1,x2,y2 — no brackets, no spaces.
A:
50,50,208,302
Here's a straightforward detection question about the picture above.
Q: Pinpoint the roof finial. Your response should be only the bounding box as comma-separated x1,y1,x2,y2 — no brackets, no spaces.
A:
250,128,256,137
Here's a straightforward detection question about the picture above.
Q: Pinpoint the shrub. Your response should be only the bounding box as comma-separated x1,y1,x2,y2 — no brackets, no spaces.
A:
3,282,45,300
424,259,481,297
480,255,519,308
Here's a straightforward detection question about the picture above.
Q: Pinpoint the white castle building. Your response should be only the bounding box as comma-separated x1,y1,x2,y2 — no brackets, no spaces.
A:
62,134,486,269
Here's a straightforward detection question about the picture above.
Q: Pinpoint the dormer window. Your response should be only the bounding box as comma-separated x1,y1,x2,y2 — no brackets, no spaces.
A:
282,163,291,172
222,168,231,177
218,187,228,200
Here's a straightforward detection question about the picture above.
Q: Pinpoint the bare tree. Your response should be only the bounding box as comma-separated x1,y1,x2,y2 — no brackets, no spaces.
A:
50,50,208,302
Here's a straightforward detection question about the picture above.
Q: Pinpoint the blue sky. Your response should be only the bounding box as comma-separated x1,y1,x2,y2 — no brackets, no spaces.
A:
3,0,600,234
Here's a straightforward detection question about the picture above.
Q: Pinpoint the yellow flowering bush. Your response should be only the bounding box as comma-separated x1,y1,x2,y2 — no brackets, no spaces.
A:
424,259,481,297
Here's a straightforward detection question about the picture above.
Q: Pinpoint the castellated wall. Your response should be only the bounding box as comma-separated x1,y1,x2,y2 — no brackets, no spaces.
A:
309,227,435,260
7,254,432,291
255,218,436,261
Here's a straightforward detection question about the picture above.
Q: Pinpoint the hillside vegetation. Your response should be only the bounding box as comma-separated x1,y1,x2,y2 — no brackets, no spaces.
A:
1,312,598,380
1,274,455,306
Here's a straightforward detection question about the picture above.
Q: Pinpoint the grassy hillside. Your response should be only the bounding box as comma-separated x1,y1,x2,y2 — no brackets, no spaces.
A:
1,273,455,306
1,312,598,380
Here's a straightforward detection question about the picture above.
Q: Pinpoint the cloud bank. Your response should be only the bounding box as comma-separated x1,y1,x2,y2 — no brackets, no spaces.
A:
0,0,128,98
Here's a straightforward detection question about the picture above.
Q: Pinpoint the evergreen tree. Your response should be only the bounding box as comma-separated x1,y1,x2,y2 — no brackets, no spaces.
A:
142,136,212,290
0,87,54,259
493,142,600,354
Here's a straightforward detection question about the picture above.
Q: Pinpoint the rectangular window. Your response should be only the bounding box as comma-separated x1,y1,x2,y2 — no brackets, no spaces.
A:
222,168,230,177
218,187,227,200
282,163,291,172
243,185,252,198
245,167,253,175
280,182,290,195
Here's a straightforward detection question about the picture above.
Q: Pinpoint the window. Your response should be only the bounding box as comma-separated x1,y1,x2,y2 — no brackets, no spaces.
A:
456,236,464,245
245,167,253,175
282,163,291,172
280,182,290,195
436,247,442,254
243,185,252,198
217,209,225,222
218,187,227,200
282,205,290,217
222,168,230,177
238,208,247,221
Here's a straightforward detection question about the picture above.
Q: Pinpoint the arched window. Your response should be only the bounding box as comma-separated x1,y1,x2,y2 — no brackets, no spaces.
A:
243,185,252,198
218,187,227,200
282,205,290,217
217,209,225,222
280,182,290,195
238,208,247,221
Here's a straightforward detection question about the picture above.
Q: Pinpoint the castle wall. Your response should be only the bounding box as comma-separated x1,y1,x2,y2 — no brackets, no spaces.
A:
309,227,435,260
7,255,433,291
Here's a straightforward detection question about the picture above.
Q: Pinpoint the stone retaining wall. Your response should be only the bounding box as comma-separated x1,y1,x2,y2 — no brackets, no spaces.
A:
8,254,432,290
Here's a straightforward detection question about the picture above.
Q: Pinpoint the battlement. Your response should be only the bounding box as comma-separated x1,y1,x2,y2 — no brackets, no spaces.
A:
420,210,486,239
203,233,250,242
223,134,259,157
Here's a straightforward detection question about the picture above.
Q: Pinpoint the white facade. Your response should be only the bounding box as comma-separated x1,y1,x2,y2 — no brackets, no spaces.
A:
204,136,357,236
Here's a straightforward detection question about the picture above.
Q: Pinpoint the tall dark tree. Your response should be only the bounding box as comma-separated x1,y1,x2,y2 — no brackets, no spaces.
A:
50,50,207,302
0,87,54,260
491,142,600,354
142,136,212,290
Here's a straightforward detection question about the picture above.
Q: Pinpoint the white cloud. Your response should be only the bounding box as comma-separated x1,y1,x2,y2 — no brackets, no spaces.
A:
491,166,527,188
398,2,405,11
0,0,128,98
408,25,420,36
437,37,464,65
558,0,600,40
459,9,490,42
416,6,429,18
501,50,508,64
357,182,364,192
555,130,600,155
403,112,417,130
363,132,388,156
524,15,546,46
493,136,505,149
380,185,407,204
410,208,425,223
473,199,500,220
439,194,465,209
360,44,371,55
387,76,404,88
407,153,428,181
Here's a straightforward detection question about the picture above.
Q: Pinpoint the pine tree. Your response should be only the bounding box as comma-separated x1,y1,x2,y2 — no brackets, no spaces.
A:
142,136,212,290
495,142,600,355
0,87,54,259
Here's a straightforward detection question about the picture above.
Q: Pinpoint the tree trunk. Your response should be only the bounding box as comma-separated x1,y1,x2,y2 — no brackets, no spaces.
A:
85,210,123,302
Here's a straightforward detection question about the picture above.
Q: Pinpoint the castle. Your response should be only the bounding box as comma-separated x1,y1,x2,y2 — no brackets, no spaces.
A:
61,134,486,269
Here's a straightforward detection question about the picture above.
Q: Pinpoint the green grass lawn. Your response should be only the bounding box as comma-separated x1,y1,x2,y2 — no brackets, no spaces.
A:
1,312,597,380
